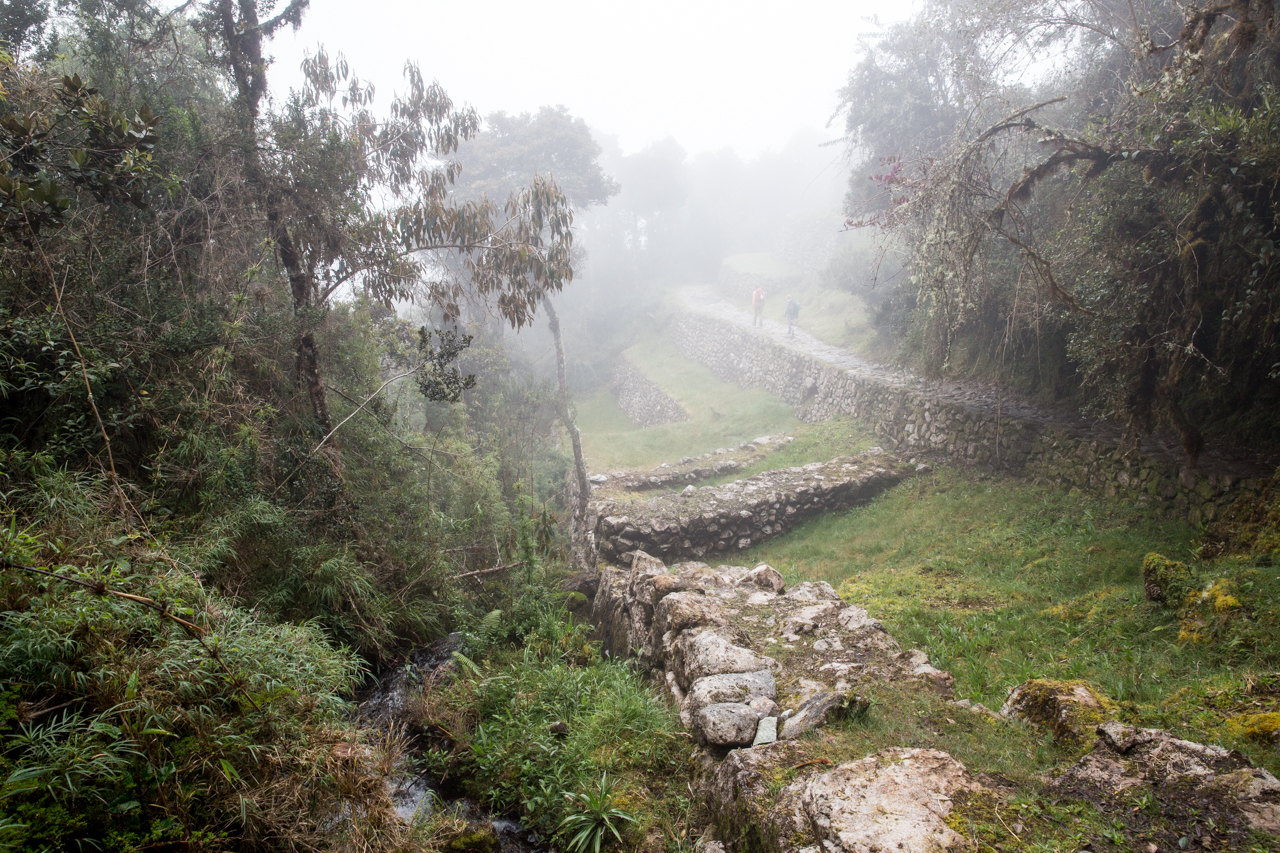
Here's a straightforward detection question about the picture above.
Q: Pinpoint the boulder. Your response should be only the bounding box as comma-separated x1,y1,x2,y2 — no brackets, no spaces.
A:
799,748,979,853
781,602,840,637
696,702,761,746
687,670,777,715
837,605,880,632
1000,679,1114,746
654,591,728,638
671,629,778,690
1054,721,1280,840
704,743,982,853
741,564,785,593
784,581,842,602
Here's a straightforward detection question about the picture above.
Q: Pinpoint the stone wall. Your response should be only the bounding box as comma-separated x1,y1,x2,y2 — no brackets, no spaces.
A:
610,356,689,427
670,312,1269,524
591,450,908,563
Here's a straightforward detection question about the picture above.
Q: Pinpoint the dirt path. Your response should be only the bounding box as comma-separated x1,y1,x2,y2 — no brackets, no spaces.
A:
680,286,1275,481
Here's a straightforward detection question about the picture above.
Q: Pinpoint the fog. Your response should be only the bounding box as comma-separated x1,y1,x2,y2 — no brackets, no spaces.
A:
269,0,909,158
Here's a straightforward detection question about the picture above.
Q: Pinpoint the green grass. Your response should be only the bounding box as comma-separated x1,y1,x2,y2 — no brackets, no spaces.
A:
703,417,882,486
713,465,1280,777
575,332,802,471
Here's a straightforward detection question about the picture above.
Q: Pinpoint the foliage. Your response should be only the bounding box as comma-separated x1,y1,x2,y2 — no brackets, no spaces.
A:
0,520,417,853
838,0,1280,454
407,609,685,850
558,773,636,853
452,106,618,209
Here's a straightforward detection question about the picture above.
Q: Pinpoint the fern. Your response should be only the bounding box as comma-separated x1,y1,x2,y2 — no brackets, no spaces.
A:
478,609,504,646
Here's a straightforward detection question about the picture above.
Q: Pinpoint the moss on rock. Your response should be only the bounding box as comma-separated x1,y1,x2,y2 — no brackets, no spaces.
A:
1143,552,1197,605
1001,679,1116,747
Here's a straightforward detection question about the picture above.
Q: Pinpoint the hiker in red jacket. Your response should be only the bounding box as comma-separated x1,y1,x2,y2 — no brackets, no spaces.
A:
752,286,765,327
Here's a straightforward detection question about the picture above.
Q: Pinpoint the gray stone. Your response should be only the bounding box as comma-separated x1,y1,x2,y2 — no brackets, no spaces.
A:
781,690,869,739
687,670,777,715
799,748,977,853
747,695,781,717
784,581,841,602
671,629,778,690
695,702,760,746
741,564,785,593
752,716,778,746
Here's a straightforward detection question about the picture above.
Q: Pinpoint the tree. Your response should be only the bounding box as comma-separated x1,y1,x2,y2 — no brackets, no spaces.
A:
453,105,619,208
847,0,1280,459
201,1,576,432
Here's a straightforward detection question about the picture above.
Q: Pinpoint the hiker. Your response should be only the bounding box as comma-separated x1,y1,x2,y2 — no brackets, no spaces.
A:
751,286,765,327
785,297,800,337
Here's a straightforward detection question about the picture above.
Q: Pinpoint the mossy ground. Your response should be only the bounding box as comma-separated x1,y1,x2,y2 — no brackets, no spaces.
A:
575,330,802,471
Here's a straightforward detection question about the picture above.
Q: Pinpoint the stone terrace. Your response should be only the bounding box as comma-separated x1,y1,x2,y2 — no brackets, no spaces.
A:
590,448,911,563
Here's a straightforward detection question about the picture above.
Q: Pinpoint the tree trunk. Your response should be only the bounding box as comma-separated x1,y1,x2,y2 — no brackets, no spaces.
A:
217,0,333,434
543,298,593,570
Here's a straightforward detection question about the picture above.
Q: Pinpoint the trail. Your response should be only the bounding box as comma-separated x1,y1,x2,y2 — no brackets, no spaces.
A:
679,285,1275,481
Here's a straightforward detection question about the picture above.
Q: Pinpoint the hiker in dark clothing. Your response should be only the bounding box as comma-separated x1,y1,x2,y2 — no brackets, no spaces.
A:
784,297,800,337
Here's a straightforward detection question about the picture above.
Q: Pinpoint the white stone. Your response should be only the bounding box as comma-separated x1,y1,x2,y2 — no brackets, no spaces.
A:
695,702,760,746
671,629,778,690
784,581,841,602
837,605,882,632
686,670,777,715
799,748,976,853
752,716,778,747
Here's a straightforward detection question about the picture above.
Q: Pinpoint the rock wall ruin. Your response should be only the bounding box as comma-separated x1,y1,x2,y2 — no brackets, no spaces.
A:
591,450,908,563
610,356,689,427
670,311,1268,524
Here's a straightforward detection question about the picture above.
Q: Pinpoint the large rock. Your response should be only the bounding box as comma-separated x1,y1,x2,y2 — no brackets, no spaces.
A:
1001,679,1114,746
671,629,778,691
740,564,785,593
654,591,728,638
687,670,777,716
781,690,869,740
705,743,982,853
695,702,761,746
1054,721,1280,842
800,748,978,853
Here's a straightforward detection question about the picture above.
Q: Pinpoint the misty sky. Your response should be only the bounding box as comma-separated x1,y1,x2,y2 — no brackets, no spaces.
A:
269,0,911,159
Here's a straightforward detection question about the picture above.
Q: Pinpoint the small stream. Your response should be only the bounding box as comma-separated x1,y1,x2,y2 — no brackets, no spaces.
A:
359,633,548,853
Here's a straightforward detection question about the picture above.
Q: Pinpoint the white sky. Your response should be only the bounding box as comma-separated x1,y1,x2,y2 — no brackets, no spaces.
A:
267,0,912,159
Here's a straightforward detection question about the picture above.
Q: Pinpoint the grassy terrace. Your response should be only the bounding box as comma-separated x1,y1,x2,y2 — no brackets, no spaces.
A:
716,467,1280,778
575,330,803,471
577,327,1280,850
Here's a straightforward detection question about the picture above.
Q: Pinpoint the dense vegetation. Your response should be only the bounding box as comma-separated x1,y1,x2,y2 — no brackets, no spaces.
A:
0,1,592,850
836,0,1280,457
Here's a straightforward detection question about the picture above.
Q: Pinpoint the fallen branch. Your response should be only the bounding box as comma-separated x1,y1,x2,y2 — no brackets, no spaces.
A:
454,561,525,581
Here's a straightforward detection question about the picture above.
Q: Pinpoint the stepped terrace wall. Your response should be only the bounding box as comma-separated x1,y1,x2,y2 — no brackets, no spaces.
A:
610,356,689,427
670,312,1267,525
591,450,908,563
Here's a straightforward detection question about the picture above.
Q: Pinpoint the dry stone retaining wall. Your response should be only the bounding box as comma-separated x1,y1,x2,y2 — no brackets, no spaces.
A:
591,450,908,564
671,312,1267,524
610,356,689,427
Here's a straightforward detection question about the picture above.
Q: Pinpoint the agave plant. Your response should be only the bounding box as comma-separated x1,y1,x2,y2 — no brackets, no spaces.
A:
558,772,636,853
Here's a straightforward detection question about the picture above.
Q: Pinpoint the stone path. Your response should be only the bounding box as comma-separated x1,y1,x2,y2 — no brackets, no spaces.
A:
681,286,1276,480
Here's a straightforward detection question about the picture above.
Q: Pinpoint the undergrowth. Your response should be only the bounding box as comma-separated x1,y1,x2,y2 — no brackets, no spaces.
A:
404,610,693,853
